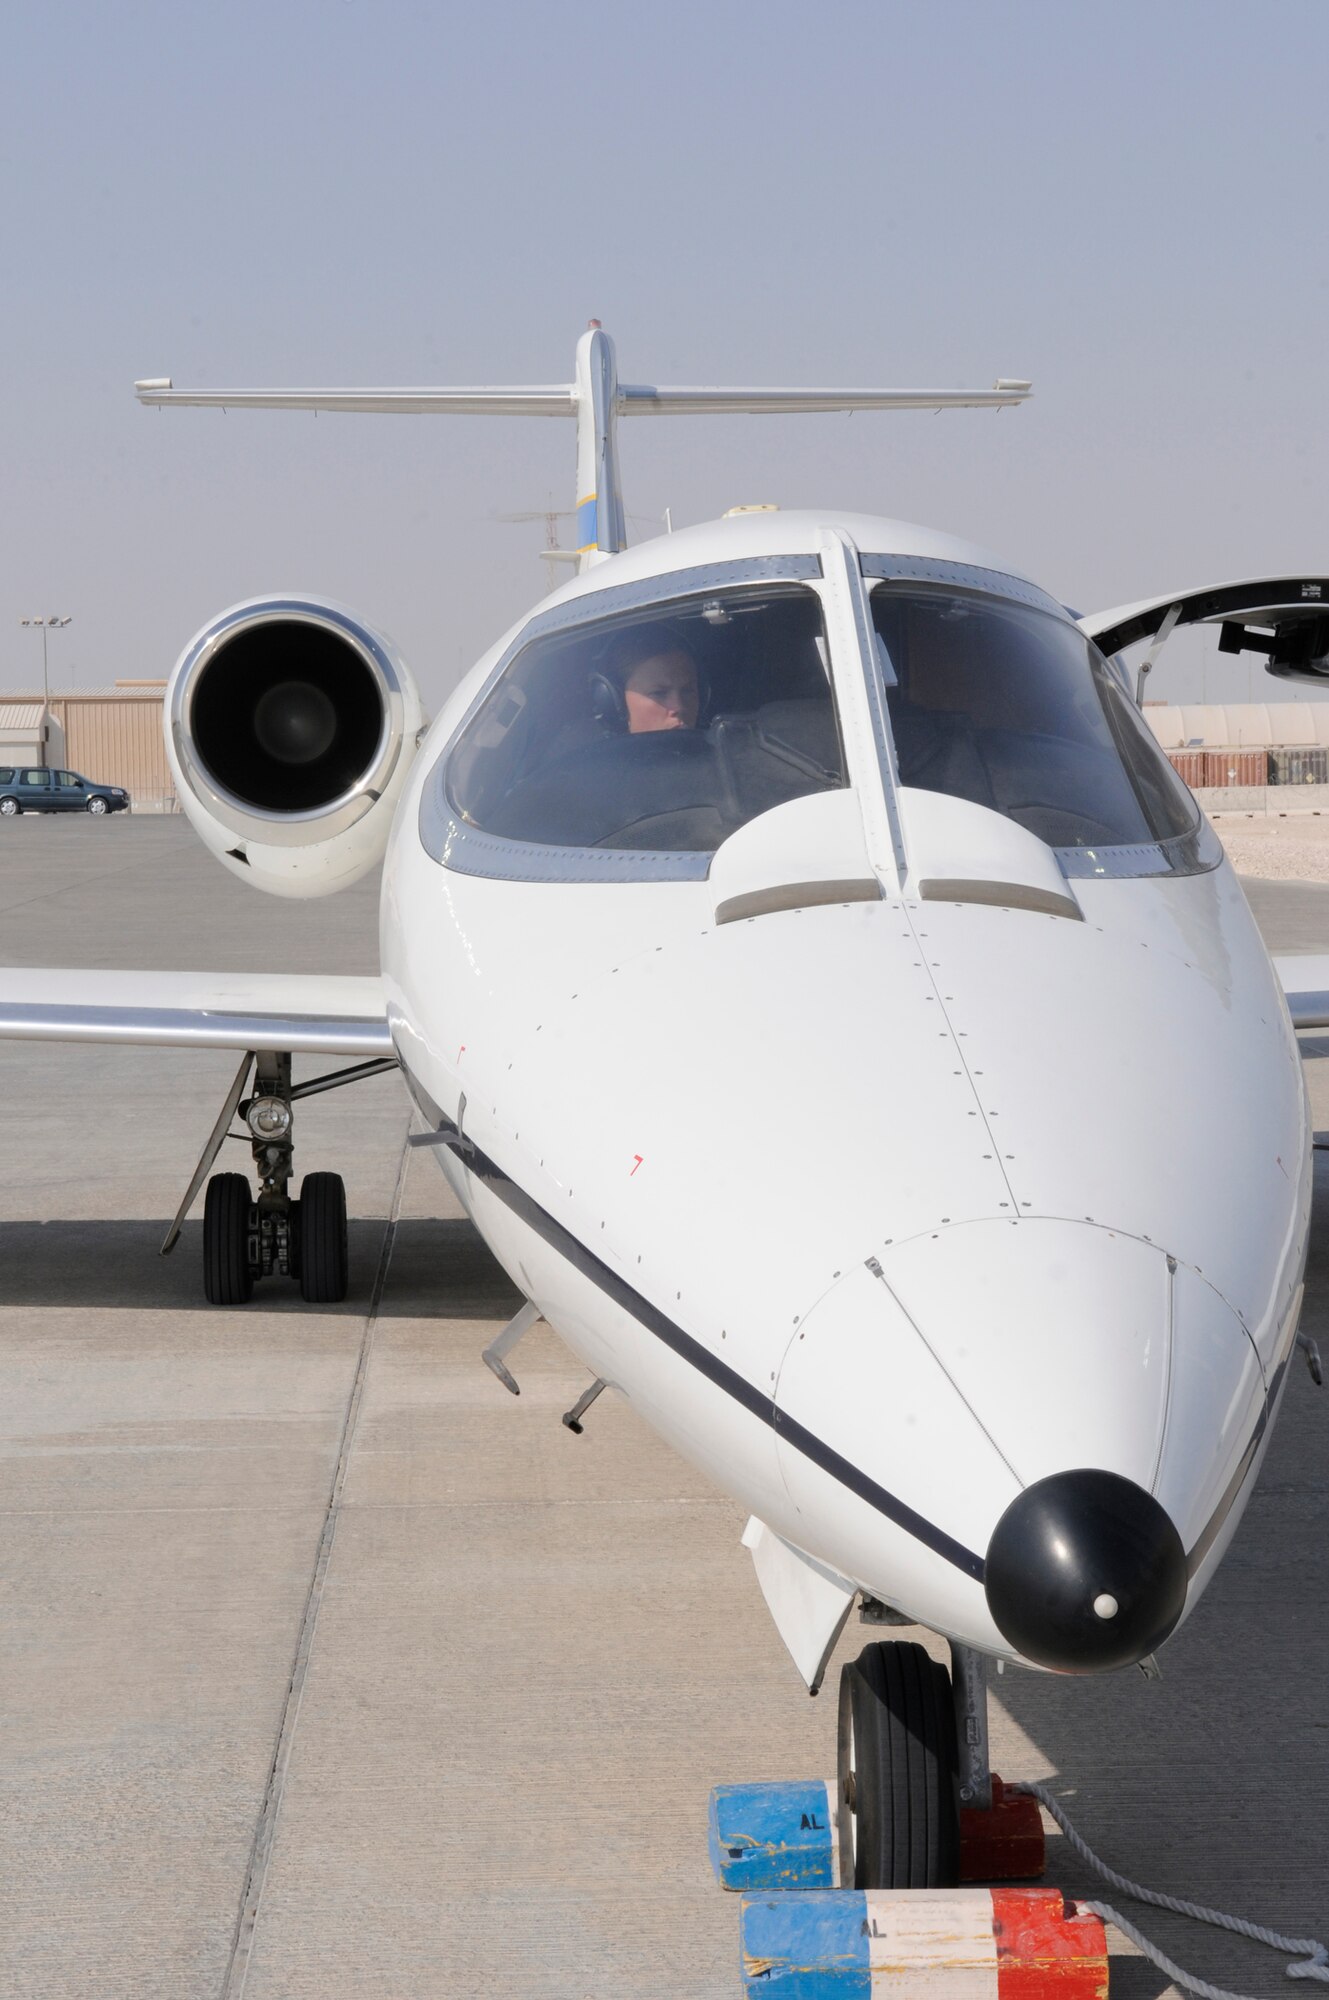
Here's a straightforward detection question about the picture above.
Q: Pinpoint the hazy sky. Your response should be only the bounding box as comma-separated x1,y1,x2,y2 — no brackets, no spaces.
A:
4,0,1328,708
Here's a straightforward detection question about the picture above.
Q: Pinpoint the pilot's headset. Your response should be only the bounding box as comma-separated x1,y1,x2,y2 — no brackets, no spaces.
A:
589,620,709,732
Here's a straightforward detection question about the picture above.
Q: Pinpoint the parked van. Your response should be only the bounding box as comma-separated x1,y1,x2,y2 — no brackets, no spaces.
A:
0,768,131,816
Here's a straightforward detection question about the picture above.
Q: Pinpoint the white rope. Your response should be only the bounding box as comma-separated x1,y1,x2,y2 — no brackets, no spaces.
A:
1010,1781,1329,1999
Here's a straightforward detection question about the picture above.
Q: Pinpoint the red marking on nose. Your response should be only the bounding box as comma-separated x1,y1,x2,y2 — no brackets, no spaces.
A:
457,1044,466,1062
630,1155,643,1176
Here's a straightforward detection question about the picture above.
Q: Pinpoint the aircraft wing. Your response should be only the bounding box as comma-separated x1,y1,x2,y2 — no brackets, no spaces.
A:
1275,956,1329,1031
7,955,1320,1048
0,969,393,1057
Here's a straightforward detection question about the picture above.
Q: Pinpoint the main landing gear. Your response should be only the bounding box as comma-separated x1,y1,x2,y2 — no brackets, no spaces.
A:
161,1049,395,1305
836,1632,992,1889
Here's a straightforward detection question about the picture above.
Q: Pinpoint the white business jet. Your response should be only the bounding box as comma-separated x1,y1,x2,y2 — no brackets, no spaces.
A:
3,324,1327,1889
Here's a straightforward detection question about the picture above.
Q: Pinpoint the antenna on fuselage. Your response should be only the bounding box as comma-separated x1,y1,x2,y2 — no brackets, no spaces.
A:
135,328,1033,575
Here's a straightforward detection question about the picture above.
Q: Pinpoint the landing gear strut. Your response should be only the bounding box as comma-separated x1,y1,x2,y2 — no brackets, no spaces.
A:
163,1049,393,1305
241,1052,303,1290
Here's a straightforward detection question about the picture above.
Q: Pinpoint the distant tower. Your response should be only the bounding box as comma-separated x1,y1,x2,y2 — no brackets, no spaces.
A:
494,502,578,591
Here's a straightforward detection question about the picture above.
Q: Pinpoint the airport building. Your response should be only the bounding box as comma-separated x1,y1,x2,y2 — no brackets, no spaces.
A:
0,682,176,810
1145,700,1329,789
0,701,51,771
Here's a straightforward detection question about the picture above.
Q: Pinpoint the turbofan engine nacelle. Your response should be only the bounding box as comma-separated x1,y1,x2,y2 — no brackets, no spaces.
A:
165,596,425,898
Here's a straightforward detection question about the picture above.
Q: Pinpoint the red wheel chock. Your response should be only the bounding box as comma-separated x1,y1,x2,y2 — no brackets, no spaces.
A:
960,1774,1047,1883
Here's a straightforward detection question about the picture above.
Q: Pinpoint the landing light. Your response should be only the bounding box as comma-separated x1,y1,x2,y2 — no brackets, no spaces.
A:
246,1096,292,1139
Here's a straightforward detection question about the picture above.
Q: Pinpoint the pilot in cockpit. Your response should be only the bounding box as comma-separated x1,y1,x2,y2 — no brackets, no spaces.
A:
592,623,702,735
465,594,845,852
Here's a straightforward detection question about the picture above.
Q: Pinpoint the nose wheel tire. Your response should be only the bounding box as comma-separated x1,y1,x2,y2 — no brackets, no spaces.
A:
203,1173,256,1305
837,1639,960,1889
297,1171,348,1302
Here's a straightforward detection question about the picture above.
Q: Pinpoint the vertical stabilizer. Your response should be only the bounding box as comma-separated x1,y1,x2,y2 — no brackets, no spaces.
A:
573,323,627,568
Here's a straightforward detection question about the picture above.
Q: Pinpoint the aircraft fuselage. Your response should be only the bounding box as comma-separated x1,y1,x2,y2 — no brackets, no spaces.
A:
381,511,1310,1676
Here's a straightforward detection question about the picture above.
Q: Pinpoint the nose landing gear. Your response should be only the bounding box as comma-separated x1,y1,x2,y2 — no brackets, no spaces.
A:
837,1634,1046,1893
837,1638,961,1889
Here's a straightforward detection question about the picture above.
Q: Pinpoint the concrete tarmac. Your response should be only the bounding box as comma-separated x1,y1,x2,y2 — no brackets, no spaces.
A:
2,817,1326,1999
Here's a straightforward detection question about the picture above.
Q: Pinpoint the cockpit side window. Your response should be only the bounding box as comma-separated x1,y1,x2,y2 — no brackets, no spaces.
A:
870,583,1211,868
446,585,846,854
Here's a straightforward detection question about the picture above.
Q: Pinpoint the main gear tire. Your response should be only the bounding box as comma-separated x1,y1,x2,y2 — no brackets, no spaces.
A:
298,1172,348,1303
203,1173,255,1305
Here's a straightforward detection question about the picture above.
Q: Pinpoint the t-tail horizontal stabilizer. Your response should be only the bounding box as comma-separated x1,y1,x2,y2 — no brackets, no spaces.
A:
136,323,1031,570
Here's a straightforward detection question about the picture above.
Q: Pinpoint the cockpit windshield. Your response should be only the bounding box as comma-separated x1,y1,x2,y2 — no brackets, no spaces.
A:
447,584,845,853
871,583,1203,858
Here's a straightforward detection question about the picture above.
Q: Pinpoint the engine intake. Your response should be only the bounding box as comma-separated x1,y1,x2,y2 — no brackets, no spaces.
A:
166,596,425,897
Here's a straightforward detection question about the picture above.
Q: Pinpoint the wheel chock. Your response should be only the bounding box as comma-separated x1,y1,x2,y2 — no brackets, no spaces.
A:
739,1887,1107,1996
959,1775,1046,1882
709,1776,1045,1892
710,1781,840,1891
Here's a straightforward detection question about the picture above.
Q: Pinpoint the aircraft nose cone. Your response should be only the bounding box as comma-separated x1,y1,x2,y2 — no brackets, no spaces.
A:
984,1469,1188,1673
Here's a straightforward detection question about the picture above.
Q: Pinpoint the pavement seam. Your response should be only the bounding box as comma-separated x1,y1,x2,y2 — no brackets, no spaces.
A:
0,852,157,924
219,1124,412,2000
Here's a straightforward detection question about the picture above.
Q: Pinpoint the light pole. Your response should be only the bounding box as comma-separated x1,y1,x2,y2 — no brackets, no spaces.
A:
19,616,72,765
